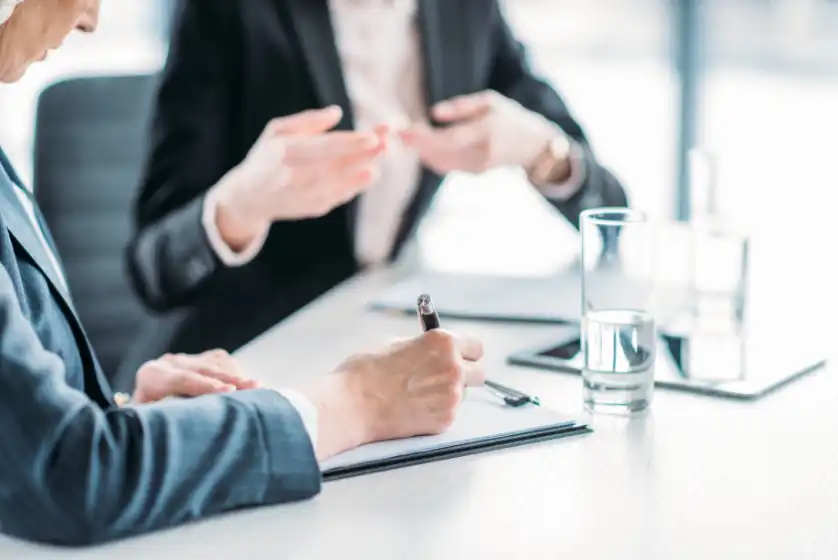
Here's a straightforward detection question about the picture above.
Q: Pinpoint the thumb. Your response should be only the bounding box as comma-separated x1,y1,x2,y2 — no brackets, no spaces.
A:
266,105,343,137
174,370,236,398
463,361,486,387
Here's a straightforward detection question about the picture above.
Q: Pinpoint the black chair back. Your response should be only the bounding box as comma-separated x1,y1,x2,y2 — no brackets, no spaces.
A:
33,75,158,383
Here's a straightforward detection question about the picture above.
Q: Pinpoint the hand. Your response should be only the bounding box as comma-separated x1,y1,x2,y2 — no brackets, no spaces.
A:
302,330,485,461
212,106,389,250
400,90,563,175
132,350,259,404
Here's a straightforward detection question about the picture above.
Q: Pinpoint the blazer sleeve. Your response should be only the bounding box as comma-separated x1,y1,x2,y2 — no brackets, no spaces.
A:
127,0,241,312
486,1,629,229
0,266,321,546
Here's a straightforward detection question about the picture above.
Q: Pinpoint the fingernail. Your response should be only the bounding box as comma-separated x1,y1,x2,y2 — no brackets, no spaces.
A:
220,384,235,392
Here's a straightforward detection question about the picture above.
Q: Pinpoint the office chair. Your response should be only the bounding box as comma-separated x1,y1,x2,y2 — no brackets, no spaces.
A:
33,75,159,389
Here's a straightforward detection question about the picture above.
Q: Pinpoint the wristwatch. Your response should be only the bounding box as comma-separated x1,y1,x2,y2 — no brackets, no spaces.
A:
526,133,573,186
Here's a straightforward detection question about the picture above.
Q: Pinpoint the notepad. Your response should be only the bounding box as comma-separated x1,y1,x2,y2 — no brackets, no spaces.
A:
321,388,589,479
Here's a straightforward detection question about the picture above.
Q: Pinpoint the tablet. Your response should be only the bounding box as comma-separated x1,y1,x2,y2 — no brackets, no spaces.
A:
507,325,827,400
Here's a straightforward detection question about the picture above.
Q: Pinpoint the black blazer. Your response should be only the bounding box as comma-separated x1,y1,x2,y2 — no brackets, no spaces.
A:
0,149,319,546
127,0,628,360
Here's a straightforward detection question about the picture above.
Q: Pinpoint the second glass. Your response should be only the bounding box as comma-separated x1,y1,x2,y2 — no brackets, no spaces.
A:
580,208,656,416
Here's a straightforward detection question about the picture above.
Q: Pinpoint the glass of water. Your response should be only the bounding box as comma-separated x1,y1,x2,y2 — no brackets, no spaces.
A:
580,208,656,416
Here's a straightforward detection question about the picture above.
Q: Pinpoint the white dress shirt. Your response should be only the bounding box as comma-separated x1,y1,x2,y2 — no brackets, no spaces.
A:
11,185,68,291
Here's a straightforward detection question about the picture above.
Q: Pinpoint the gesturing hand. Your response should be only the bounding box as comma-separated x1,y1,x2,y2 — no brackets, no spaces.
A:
132,350,258,404
212,106,388,250
400,90,563,175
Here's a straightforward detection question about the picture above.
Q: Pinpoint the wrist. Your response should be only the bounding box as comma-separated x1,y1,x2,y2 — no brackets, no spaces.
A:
526,133,573,186
302,373,372,461
211,171,270,252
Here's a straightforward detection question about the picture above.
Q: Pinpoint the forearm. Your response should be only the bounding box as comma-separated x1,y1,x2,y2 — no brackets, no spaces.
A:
127,195,220,312
5,389,320,546
545,144,629,229
0,269,320,546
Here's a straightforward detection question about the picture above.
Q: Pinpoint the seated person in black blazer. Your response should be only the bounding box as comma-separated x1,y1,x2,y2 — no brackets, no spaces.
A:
0,0,484,545
127,0,629,363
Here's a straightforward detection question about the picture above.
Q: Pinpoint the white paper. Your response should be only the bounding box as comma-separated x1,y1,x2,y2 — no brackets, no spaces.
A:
321,388,581,472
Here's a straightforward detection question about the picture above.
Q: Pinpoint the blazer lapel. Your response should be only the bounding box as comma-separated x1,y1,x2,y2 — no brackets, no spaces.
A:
285,0,364,239
0,150,113,405
285,0,355,131
417,0,469,113
0,160,73,308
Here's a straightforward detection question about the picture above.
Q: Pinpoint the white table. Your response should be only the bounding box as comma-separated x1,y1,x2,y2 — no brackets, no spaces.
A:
3,270,837,559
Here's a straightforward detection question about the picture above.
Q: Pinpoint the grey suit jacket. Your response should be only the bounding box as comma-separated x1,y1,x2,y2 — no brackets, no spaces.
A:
0,148,320,546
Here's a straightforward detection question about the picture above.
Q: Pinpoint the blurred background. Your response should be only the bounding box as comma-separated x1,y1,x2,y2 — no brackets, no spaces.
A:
1,0,836,275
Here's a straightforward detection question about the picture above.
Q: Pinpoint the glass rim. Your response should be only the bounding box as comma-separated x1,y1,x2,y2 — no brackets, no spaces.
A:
580,207,648,226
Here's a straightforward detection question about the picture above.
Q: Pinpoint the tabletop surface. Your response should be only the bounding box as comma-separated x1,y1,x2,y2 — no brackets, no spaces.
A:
2,268,837,559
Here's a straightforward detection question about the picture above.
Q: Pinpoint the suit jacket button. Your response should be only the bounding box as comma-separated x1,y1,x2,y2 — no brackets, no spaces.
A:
187,259,207,283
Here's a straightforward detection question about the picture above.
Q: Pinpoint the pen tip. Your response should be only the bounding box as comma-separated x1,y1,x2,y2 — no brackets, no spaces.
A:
417,293,431,306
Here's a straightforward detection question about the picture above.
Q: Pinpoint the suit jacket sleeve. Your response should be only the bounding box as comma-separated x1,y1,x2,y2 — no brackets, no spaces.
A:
486,1,629,229
0,266,321,546
127,0,240,312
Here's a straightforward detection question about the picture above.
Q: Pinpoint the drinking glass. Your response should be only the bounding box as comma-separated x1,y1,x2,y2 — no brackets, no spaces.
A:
580,208,656,415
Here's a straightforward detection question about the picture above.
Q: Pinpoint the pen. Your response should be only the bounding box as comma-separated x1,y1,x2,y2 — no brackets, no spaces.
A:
416,294,540,408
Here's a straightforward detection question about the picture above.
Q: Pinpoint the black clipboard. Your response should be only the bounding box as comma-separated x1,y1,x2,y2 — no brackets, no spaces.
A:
323,423,590,481
321,394,591,481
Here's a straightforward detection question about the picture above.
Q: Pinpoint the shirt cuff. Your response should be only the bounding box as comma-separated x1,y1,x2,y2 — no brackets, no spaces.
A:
275,389,318,450
201,190,268,267
535,140,587,201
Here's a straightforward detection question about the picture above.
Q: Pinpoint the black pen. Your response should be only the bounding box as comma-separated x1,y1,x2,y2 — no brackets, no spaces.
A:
416,294,540,408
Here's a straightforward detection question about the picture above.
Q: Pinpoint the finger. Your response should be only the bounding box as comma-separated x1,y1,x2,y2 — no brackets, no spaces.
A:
166,354,254,390
284,131,383,163
462,360,486,387
311,157,380,203
172,369,236,398
399,124,476,174
432,91,494,123
266,106,343,137
403,120,488,155
455,335,484,362
439,120,490,151
399,122,436,148
201,350,261,389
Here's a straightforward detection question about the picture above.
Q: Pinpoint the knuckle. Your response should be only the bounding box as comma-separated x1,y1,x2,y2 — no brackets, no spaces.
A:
445,383,463,406
437,409,458,431
311,200,334,218
445,360,465,383
425,329,456,353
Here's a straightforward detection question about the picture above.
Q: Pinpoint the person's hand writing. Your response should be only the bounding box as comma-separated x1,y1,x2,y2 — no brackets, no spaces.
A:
302,330,485,461
132,350,259,404
400,90,566,176
211,106,388,251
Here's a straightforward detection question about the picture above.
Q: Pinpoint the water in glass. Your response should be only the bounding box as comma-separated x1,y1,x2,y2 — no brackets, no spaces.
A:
582,309,655,415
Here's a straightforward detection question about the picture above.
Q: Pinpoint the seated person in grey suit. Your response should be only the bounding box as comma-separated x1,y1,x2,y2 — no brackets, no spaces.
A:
126,0,629,366
0,0,484,546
